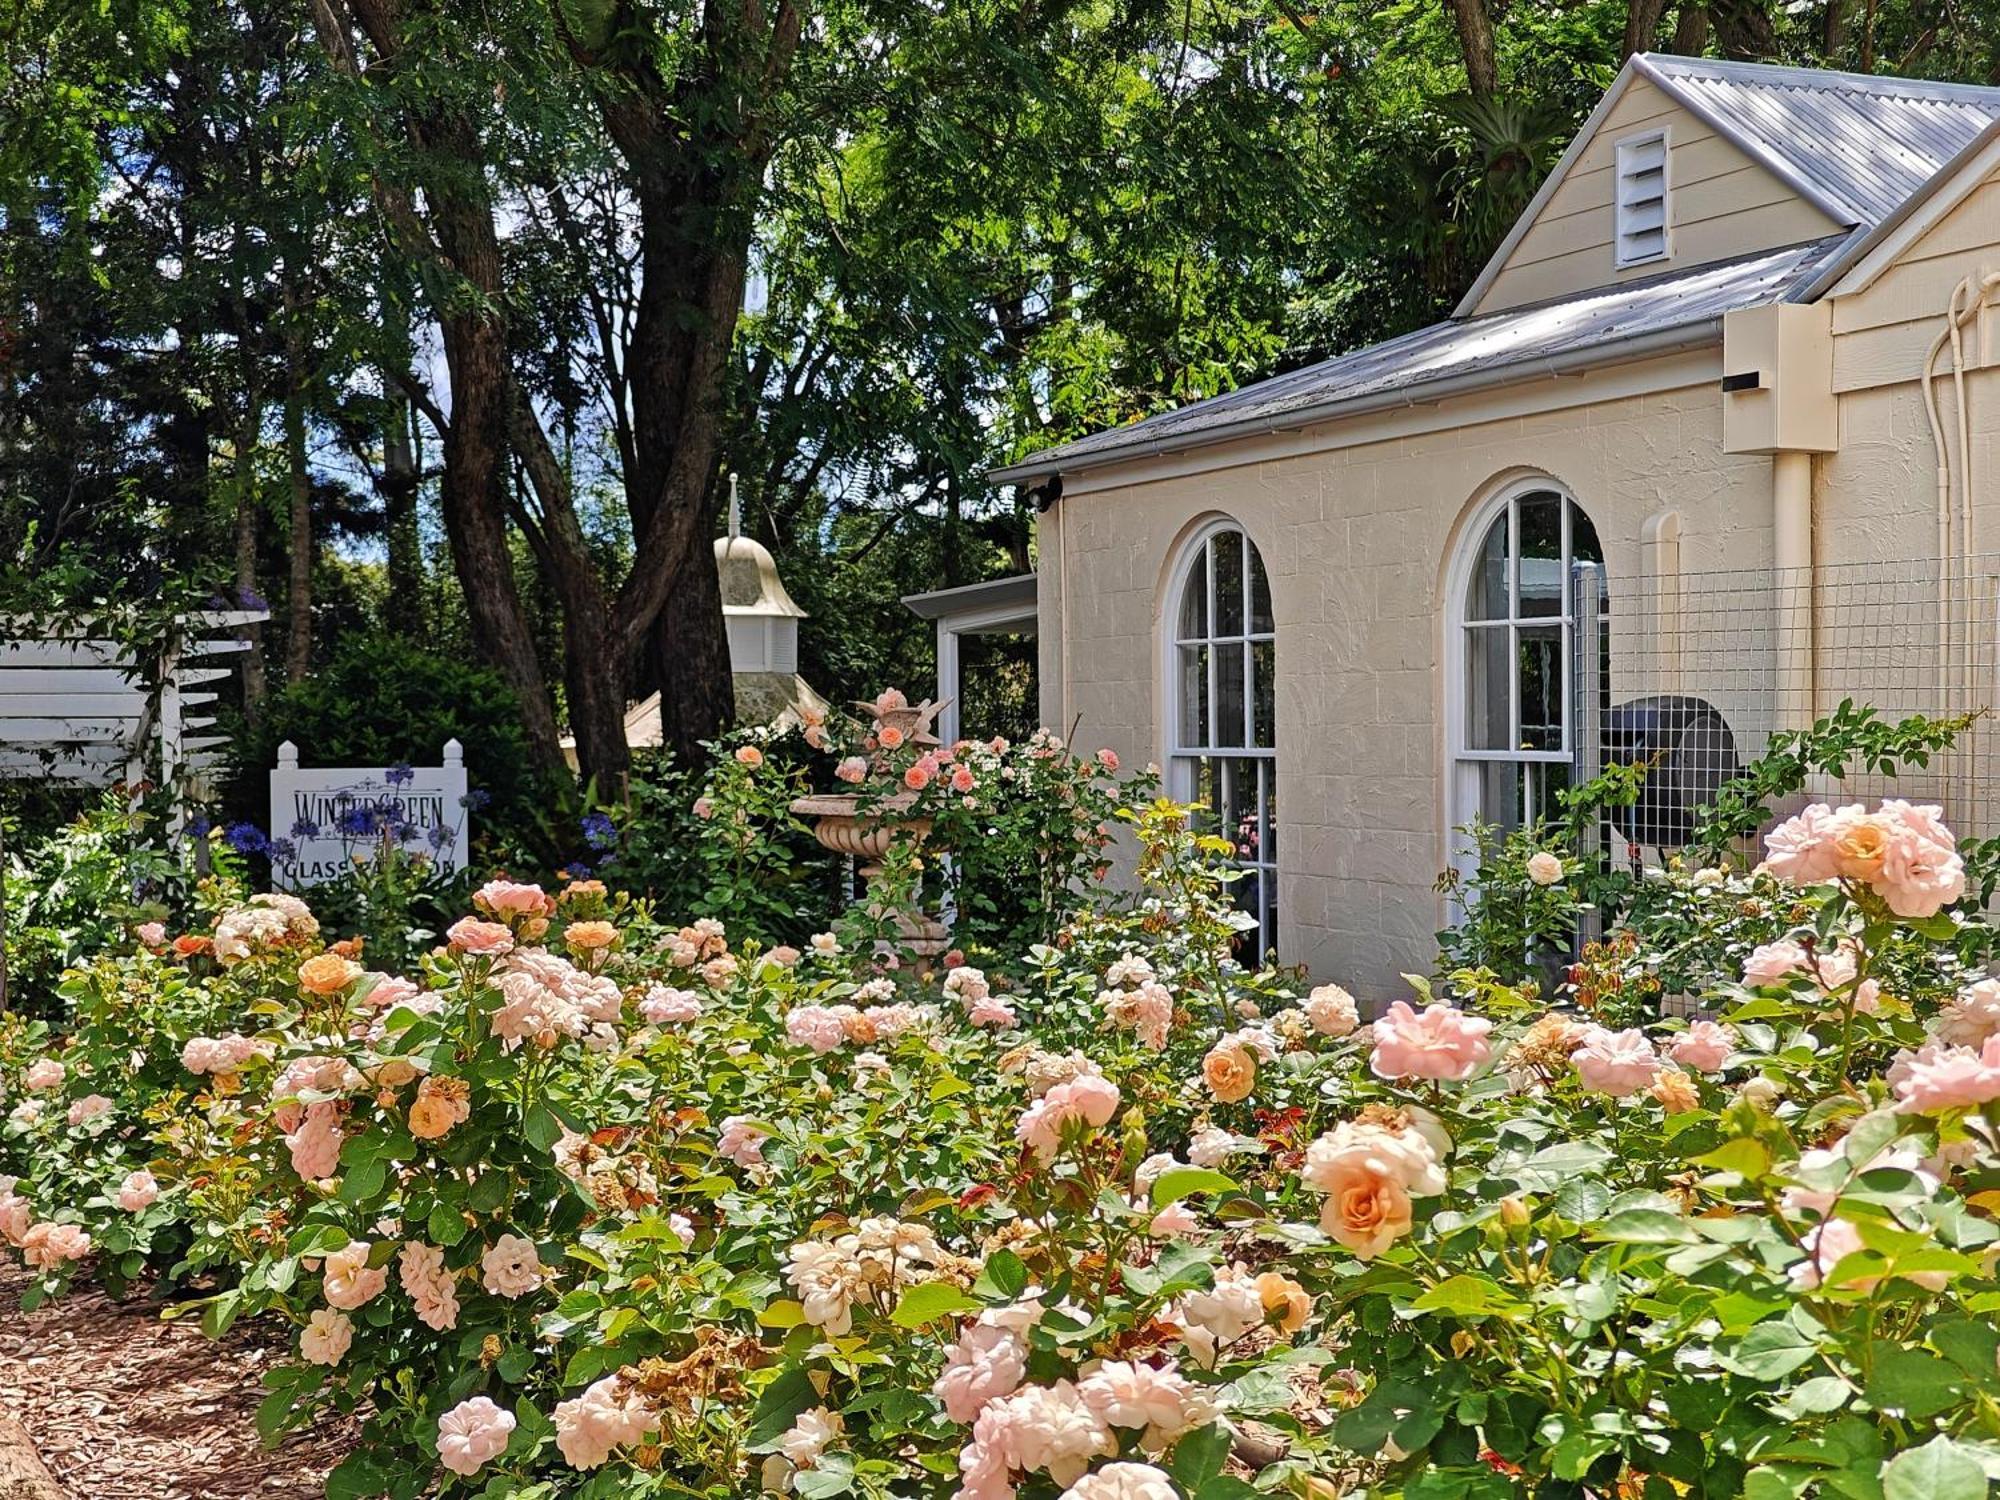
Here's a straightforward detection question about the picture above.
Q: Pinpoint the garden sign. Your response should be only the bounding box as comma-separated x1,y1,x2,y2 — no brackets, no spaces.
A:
267,740,470,889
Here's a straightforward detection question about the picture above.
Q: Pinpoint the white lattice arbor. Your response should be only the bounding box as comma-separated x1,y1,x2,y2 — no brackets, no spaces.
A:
0,610,267,799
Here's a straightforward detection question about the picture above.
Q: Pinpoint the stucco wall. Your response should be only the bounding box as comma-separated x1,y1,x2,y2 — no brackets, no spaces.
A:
1037,356,1778,1003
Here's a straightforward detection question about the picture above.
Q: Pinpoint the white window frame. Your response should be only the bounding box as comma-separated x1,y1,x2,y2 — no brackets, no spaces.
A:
1443,480,1604,873
1614,127,1671,269
1161,519,1278,958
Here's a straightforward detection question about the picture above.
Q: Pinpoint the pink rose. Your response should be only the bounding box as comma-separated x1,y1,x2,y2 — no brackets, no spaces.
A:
446,917,515,956
835,757,868,784
717,1116,768,1168
473,880,554,923
1894,1036,2000,1113
437,1396,516,1477
66,1094,112,1128
951,766,976,793
1368,1001,1492,1082
20,1221,90,1270
362,976,422,1012
1303,984,1359,1037
299,1308,352,1366
640,985,703,1025
285,1100,345,1181
904,764,933,791
1095,748,1120,772
321,1240,388,1309
1571,1027,1661,1098
1668,1020,1735,1073
23,1060,63,1093
735,745,764,767
136,922,166,947
115,1170,158,1212
1741,940,1808,988
1790,1216,1948,1293
968,996,1019,1029
553,1374,655,1469
480,1234,543,1299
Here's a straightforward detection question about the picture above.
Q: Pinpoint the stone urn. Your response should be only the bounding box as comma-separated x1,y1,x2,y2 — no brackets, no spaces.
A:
790,791,951,956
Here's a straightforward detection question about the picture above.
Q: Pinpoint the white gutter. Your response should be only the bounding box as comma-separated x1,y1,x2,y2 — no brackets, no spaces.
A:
988,319,1727,487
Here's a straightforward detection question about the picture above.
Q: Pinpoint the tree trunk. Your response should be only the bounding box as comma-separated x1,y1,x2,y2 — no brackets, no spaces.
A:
1625,0,1671,57
282,331,313,685
234,395,267,722
1442,0,1498,98
1821,0,1848,59
381,369,422,635
651,511,735,772
1671,1,1709,54
312,0,570,783
1709,0,1777,59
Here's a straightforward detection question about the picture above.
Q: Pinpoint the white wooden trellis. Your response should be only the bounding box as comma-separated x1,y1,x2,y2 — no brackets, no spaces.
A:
0,609,267,802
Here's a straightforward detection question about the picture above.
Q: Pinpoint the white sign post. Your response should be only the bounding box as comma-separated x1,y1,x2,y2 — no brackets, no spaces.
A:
269,740,471,888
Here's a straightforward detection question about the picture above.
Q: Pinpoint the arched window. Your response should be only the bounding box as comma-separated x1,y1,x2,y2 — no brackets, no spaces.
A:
1448,482,1604,848
1167,522,1277,957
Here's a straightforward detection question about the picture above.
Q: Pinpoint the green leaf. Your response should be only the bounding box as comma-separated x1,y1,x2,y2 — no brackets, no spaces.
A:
1695,1137,1772,1180
324,1452,391,1500
1592,1208,1697,1245
522,1102,563,1151
981,1249,1029,1299
427,1202,467,1246
1171,1423,1230,1490
890,1281,983,1328
1720,1321,1819,1381
1863,1345,1966,1419
1881,1437,1988,1500
748,1366,821,1450
1149,1166,1239,1209
1405,1274,1525,1321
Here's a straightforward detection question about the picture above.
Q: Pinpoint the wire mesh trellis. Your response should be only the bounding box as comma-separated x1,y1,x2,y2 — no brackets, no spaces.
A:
1577,554,2000,856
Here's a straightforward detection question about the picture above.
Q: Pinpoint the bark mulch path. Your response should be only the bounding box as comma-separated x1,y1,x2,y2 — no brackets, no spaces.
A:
0,1262,355,1498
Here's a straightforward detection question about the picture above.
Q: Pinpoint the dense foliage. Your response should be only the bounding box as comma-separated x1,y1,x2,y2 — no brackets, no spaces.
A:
6,695,2000,1498
14,0,1998,807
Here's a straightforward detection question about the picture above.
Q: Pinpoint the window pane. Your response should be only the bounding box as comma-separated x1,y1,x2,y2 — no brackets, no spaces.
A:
1479,761,1524,835
1214,642,1246,747
1517,492,1563,618
1251,639,1274,747
1185,757,1218,832
1221,759,1260,865
1178,548,1209,640
1178,645,1209,747
1518,625,1563,751
1215,532,1245,636
1466,513,1509,621
1528,761,1572,825
1248,543,1273,634
1262,759,1277,864
1465,624,1511,750
1570,501,1603,565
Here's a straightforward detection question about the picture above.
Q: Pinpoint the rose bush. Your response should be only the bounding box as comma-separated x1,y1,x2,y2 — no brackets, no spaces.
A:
3,708,2000,1499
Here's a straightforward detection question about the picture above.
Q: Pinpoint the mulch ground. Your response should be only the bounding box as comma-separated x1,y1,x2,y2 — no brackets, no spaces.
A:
0,1262,354,1498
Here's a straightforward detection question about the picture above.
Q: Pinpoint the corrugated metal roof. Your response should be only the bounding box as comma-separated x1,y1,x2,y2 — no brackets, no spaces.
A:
996,236,1846,480
1640,55,2000,226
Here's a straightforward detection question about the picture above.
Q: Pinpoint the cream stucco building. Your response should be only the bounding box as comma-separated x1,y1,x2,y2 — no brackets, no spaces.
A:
994,54,2000,999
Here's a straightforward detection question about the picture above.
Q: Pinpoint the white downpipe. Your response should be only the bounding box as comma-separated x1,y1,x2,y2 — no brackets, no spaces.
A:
1773,451,1814,731
1921,271,2000,811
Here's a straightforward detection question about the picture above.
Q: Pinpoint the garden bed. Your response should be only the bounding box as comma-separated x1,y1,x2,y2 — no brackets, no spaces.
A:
0,1262,352,1498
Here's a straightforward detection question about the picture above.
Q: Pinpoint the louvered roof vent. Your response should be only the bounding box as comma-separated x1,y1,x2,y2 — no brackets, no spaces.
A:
1615,129,1670,268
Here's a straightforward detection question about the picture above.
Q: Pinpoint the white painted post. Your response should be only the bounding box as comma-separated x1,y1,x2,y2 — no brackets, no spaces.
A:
936,623,961,746
159,626,184,836
277,740,300,770
443,738,463,769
